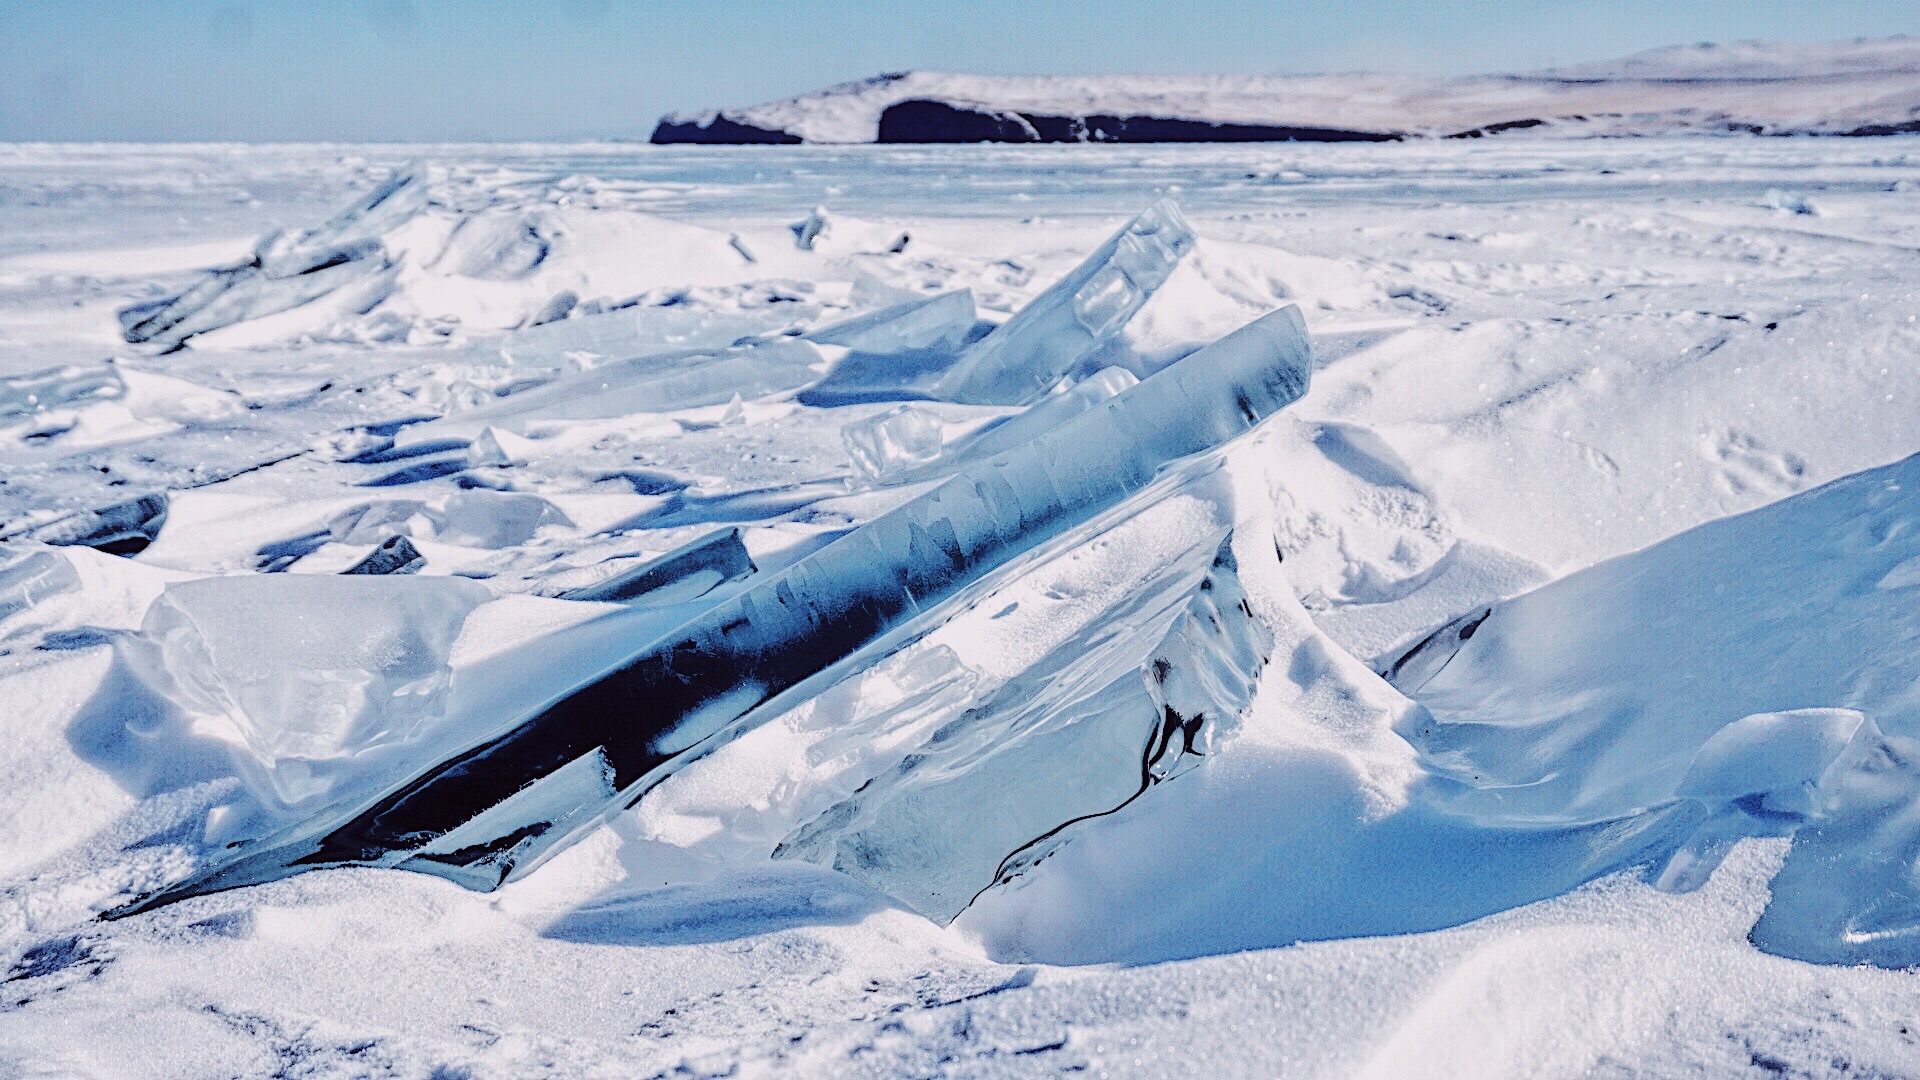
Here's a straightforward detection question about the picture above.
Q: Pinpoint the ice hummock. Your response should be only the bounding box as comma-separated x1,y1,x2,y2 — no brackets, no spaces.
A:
122,575,490,809
118,168,425,348
931,200,1193,406
109,304,1311,914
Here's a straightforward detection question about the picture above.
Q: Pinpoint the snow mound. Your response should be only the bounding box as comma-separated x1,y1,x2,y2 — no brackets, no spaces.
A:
964,452,1920,968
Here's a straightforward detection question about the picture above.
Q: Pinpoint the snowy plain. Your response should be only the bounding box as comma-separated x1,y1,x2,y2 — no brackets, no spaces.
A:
0,136,1917,1076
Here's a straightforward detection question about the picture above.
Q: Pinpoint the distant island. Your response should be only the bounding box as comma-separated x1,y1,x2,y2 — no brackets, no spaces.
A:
653,37,1920,144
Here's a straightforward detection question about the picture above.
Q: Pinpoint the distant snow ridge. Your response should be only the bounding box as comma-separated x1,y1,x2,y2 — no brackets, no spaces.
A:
652,37,1920,143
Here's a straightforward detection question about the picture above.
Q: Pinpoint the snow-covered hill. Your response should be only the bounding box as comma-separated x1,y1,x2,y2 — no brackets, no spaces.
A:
654,36,1920,143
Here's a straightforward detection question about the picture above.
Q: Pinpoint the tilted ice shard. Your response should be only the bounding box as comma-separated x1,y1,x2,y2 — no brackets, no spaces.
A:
806,290,976,355
793,205,831,250
875,366,1141,487
775,533,1268,920
560,527,756,605
395,338,824,446
0,365,123,423
342,535,425,576
13,493,169,555
108,305,1309,914
466,303,825,371
930,200,1194,405
118,169,425,347
798,290,980,405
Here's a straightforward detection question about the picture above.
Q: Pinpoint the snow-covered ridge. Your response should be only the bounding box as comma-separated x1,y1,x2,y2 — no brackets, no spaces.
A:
653,37,1920,143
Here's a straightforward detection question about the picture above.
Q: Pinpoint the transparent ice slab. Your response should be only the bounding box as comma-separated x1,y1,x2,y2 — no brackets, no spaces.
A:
796,290,981,406
123,574,490,810
394,337,824,446
806,289,976,355
775,533,1267,920
930,199,1194,406
842,405,946,482
560,527,755,605
110,304,1310,914
463,301,825,372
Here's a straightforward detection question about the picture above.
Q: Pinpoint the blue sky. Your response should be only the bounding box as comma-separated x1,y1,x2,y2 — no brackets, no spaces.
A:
1,1,1913,140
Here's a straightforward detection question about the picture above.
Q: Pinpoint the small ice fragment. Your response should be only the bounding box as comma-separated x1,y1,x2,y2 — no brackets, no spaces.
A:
466,426,539,468
0,548,82,640
342,535,425,576
721,393,746,426
527,290,578,327
561,527,756,605
793,205,831,251
119,169,425,346
931,199,1195,406
1764,188,1819,216
843,406,946,482
1675,708,1866,809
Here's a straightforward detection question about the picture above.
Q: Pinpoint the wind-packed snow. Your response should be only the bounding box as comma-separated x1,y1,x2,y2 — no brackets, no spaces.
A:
657,37,1920,143
1,132,1919,1076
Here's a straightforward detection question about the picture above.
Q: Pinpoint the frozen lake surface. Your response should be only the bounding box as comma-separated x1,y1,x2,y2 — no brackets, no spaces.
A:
1,139,1918,1077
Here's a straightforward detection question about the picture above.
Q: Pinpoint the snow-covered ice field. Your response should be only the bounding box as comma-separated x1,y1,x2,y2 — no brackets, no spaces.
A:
1,138,1919,1077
